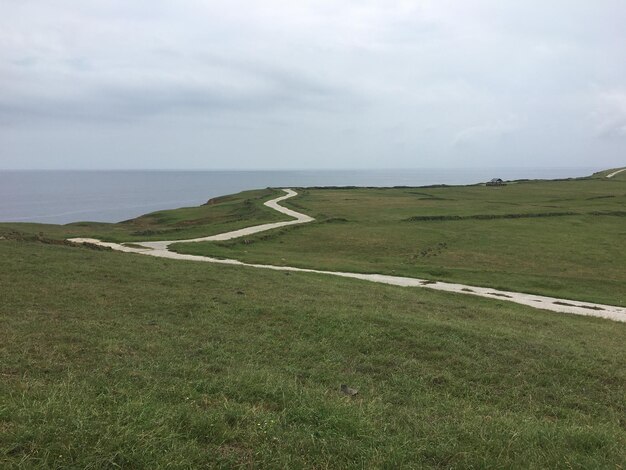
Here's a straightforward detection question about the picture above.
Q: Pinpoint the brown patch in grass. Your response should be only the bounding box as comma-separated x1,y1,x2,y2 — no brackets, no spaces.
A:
217,443,253,466
553,301,604,311
488,292,512,298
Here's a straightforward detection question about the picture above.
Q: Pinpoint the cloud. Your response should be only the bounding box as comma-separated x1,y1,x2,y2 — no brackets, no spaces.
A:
0,1,625,169
0,1,369,126
0,57,352,125
592,90,626,138
452,115,522,147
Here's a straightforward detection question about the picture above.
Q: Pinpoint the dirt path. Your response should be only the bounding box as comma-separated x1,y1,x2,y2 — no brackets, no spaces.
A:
606,168,626,178
69,189,626,323
129,189,314,251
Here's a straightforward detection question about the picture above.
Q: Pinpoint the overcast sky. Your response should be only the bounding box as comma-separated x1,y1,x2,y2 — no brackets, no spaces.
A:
1,1,625,169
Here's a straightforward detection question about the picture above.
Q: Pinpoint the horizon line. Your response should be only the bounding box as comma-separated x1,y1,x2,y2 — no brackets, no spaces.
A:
0,166,609,172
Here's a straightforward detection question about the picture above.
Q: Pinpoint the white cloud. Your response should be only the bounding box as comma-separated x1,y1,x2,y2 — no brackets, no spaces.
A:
592,90,626,138
453,115,522,146
0,1,625,168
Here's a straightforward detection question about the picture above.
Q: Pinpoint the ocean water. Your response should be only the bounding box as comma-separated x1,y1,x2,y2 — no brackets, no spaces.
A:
0,168,598,224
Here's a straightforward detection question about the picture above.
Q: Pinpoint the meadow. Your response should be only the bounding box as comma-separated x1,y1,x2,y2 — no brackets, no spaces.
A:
0,188,287,243
171,172,626,307
1,238,625,468
1,170,625,468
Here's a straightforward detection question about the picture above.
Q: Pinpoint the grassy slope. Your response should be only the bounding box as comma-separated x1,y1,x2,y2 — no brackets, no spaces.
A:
172,177,626,306
1,239,625,468
0,188,287,243
592,167,626,179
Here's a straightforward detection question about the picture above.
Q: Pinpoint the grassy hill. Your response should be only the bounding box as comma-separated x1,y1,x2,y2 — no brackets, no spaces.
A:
0,188,287,243
1,239,625,468
171,176,626,307
1,170,625,468
592,167,626,179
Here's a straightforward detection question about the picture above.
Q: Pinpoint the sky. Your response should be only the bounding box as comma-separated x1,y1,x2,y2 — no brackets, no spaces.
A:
1,0,625,170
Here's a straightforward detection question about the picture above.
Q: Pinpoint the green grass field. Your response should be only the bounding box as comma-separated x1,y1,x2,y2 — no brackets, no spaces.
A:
171,175,626,306
1,170,625,468
1,239,625,468
0,188,287,243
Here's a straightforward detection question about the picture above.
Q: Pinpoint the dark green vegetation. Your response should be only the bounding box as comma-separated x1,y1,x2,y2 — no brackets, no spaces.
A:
1,239,625,468
172,174,626,306
0,188,287,243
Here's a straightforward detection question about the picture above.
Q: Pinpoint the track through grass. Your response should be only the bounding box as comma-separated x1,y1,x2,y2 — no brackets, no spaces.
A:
171,177,626,306
1,239,625,468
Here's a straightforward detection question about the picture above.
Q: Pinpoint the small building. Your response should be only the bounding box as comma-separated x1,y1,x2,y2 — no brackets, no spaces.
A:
486,178,505,186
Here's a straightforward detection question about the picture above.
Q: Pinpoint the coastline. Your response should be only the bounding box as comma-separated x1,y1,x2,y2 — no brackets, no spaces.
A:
0,167,601,224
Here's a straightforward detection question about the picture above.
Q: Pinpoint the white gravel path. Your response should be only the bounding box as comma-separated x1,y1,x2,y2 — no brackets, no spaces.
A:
69,189,626,323
132,189,314,251
606,168,626,178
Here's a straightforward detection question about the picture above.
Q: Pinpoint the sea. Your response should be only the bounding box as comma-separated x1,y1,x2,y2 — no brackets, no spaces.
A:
0,168,599,224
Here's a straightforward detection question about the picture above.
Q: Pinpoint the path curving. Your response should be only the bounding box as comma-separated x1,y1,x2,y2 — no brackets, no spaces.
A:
606,168,626,178
127,189,314,251
69,189,626,323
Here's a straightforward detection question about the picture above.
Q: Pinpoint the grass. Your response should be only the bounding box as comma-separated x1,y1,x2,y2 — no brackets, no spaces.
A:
3,172,624,306
0,188,287,243
1,238,625,468
593,167,626,179
170,176,626,306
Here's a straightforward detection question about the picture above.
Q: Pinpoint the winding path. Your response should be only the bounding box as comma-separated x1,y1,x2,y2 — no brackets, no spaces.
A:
69,189,626,323
606,168,626,178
